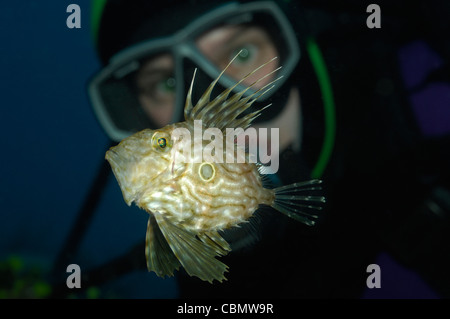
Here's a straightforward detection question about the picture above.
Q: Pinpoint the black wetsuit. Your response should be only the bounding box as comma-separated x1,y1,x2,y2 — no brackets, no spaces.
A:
176,1,450,298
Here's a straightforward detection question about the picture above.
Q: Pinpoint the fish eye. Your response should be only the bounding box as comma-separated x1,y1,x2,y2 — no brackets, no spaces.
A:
152,132,171,151
157,137,167,148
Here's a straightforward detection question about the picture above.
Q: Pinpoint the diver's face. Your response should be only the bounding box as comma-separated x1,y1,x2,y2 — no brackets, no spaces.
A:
136,55,175,127
135,24,279,128
196,25,279,86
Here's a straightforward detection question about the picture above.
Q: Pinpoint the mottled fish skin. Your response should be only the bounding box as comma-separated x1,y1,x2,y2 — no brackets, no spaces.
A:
106,124,274,232
106,54,325,283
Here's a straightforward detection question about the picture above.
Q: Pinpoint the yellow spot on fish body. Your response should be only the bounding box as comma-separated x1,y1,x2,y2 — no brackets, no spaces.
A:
198,162,215,182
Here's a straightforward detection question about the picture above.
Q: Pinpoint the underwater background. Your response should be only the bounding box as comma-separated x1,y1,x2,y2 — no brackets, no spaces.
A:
0,0,441,298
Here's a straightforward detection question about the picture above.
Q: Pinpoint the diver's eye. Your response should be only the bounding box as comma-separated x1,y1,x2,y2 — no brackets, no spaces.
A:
151,132,172,151
157,137,167,148
231,44,258,66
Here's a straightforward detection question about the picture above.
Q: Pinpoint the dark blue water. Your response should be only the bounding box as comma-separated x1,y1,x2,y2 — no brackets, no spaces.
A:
0,0,177,298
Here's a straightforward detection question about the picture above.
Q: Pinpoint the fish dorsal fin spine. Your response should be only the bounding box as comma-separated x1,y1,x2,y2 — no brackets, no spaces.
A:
183,68,197,120
184,52,282,132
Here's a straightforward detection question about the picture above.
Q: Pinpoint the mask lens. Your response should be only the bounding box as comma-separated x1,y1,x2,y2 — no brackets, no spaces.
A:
90,51,177,141
196,23,280,89
194,8,294,92
135,54,176,128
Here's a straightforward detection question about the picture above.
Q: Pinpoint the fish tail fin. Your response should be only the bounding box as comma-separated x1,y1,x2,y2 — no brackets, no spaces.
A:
153,215,229,283
270,179,326,226
145,215,181,278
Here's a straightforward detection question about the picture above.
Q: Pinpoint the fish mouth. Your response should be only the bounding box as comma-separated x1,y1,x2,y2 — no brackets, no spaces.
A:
105,147,137,206
105,148,125,173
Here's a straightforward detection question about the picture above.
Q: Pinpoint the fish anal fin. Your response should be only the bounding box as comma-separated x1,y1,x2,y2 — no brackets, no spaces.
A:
155,215,229,283
198,231,231,256
220,214,264,251
145,215,181,278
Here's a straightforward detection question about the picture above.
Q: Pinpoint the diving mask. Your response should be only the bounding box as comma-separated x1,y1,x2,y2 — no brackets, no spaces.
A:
89,1,300,142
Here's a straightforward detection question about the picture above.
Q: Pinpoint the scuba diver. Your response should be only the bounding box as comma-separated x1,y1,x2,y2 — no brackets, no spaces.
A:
53,0,450,298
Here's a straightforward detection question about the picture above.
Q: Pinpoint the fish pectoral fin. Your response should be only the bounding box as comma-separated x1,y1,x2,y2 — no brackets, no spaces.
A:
145,215,181,278
155,215,229,283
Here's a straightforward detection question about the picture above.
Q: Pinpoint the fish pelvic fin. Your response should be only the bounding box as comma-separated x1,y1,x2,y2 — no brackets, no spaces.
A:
184,51,282,132
154,214,230,283
145,215,181,278
270,180,326,226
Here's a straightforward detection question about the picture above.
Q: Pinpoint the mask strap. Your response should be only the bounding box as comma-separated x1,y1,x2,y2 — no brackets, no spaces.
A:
91,0,108,48
306,37,336,179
